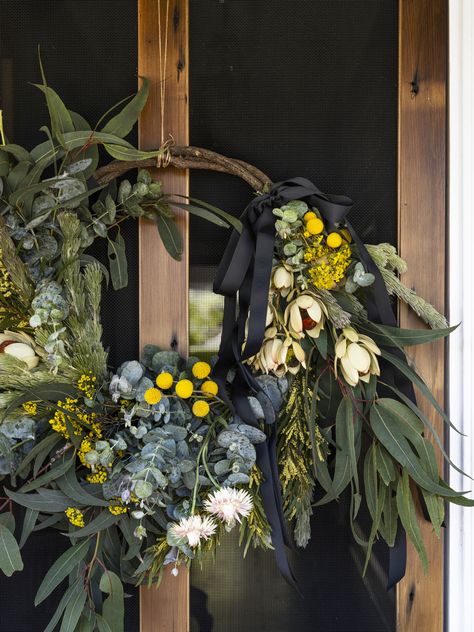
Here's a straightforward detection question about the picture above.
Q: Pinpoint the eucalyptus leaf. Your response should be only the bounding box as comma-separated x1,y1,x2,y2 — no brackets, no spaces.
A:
107,233,128,290
99,570,125,632
156,213,183,261
69,510,121,538
19,454,74,493
101,78,149,139
0,522,23,577
396,470,428,572
35,539,90,605
19,508,39,548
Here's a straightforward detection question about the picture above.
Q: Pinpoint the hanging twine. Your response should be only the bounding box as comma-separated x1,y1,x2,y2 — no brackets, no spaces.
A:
157,0,170,145
156,135,174,168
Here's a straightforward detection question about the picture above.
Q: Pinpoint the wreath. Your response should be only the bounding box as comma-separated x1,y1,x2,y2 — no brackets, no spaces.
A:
0,75,470,631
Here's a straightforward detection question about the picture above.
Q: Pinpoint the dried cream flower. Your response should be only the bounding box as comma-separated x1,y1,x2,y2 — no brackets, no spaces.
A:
334,327,380,387
204,488,253,527
169,515,217,548
284,293,327,339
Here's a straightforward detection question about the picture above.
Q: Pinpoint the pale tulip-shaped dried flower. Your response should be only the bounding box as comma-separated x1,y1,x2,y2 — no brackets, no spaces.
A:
284,293,327,339
0,331,40,369
204,488,253,527
169,514,217,547
272,265,294,297
334,327,380,387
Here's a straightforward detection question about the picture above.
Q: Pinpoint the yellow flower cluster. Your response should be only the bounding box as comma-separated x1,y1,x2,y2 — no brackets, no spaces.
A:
86,467,108,484
49,398,100,439
303,234,351,290
142,363,218,419
77,373,97,399
65,507,85,527
0,253,14,299
22,401,38,415
108,503,128,515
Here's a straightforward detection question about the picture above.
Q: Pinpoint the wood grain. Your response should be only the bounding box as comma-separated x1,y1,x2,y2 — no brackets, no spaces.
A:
397,1,447,630
138,1,189,631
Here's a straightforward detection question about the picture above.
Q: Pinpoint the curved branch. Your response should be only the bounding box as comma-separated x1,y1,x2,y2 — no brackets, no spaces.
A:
93,145,272,191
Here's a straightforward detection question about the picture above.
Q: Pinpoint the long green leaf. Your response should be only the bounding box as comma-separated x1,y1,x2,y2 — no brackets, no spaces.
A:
156,213,183,261
170,201,230,228
172,194,243,232
57,466,109,508
20,455,75,493
363,479,386,575
43,577,82,632
379,486,398,547
370,401,465,497
103,143,162,162
6,487,72,512
357,321,456,348
30,131,133,163
374,444,396,485
381,349,462,434
33,84,75,144
101,79,149,138
107,233,128,290
381,381,469,479
100,570,125,632
59,580,87,632
68,510,121,538
421,489,444,537
0,522,23,576
35,539,90,605
19,508,39,548
396,470,428,572
4,382,77,419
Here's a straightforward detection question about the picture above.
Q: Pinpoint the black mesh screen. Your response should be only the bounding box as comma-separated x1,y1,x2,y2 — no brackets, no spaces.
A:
0,2,139,630
189,1,398,631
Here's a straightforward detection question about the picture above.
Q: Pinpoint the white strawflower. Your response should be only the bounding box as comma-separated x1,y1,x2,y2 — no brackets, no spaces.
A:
169,515,217,547
204,488,253,527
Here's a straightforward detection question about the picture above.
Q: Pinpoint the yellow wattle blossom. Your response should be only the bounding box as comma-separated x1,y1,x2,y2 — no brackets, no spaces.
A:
49,397,100,439
108,504,128,515
77,373,97,399
156,371,173,389
192,361,211,379
22,401,38,415
65,507,85,527
192,400,210,418
144,387,162,405
175,379,193,399
86,467,108,484
303,233,351,290
0,251,15,299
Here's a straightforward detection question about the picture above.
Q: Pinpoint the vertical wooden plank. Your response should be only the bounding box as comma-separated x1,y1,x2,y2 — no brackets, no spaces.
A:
398,1,447,631
138,1,189,631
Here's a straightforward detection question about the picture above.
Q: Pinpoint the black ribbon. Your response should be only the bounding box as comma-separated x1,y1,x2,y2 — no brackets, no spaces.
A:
212,177,410,591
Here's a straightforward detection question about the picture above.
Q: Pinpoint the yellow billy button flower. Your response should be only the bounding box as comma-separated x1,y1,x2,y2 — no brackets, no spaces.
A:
303,211,317,222
306,217,324,235
192,400,210,417
175,379,193,399
156,371,173,389
326,232,343,248
144,387,162,405
201,380,218,396
192,361,211,379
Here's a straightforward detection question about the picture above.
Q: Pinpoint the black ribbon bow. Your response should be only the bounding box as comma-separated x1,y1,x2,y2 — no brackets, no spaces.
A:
212,177,410,591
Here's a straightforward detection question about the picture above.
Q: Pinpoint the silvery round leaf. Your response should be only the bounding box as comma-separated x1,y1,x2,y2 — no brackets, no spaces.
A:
163,425,187,441
214,459,231,476
226,472,250,485
234,424,266,444
134,480,153,499
134,376,154,402
119,360,144,386
179,459,195,473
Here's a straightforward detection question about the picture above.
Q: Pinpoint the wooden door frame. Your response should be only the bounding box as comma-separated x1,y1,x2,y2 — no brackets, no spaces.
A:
137,1,448,630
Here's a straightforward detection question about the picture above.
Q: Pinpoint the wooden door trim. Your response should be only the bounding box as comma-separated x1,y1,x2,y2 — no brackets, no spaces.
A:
397,1,447,630
138,1,190,631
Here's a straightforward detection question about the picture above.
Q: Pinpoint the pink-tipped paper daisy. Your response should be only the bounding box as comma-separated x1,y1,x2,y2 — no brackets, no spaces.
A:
204,488,253,526
169,515,217,547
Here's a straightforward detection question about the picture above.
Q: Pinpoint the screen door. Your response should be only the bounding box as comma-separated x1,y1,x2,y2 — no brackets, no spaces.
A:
188,2,397,631
0,1,447,631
